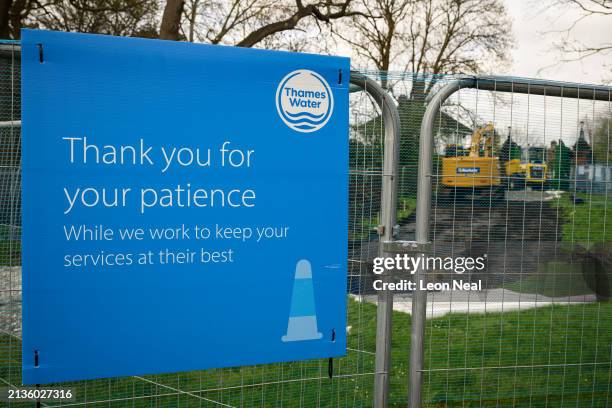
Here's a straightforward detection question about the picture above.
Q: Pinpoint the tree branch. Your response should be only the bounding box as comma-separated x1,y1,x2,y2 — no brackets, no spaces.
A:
236,0,361,47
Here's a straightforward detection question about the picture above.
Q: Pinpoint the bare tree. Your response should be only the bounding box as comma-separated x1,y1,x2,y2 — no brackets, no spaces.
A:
183,0,199,42
548,0,612,71
412,0,511,97
1,0,159,39
2,0,357,50
1,0,40,39
160,0,361,48
0,0,12,38
37,0,158,36
237,1,360,47
181,0,284,44
334,0,512,97
332,0,411,89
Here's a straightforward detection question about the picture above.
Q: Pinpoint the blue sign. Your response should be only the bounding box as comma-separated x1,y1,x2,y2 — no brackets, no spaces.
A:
21,29,349,384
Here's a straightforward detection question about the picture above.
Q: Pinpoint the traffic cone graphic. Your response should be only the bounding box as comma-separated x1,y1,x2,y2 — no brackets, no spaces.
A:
281,259,323,342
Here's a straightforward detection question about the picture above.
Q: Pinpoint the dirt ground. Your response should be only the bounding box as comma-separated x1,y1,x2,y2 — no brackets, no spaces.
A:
349,197,610,298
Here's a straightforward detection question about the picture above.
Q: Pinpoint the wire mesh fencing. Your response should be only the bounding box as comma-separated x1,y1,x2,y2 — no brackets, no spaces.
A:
352,72,612,407
0,41,23,407
1,38,611,407
0,44,388,407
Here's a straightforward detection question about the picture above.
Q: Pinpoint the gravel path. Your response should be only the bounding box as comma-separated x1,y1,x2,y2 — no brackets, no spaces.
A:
352,289,598,318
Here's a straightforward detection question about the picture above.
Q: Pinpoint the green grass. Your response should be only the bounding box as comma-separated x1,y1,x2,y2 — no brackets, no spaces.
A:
415,301,612,407
505,261,594,298
0,240,20,266
0,224,20,266
553,193,612,245
349,197,417,242
397,197,417,222
1,298,610,407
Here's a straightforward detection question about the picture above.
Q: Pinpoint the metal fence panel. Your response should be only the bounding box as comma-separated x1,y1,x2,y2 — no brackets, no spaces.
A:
0,43,391,407
2,38,611,407
356,72,612,407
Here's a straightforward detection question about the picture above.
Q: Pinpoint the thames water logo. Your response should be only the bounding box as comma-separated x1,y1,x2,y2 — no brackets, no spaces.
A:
276,69,334,133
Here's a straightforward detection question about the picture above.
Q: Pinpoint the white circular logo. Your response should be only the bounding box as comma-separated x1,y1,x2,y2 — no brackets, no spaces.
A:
276,69,334,133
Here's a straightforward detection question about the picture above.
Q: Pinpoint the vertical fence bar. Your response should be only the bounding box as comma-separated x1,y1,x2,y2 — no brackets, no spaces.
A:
349,72,400,408
409,77,475,408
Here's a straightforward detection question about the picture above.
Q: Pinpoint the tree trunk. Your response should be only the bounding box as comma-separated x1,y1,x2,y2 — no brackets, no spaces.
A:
0,0,13,39
160,0,185,40
379,53,390,90
9,0,26,39
188,0,197,42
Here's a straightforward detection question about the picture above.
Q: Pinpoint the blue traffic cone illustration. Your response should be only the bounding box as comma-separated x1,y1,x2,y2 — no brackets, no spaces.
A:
281,259,323,342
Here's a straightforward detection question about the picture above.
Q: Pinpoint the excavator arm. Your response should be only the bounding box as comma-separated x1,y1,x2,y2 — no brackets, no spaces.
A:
468,122,495,158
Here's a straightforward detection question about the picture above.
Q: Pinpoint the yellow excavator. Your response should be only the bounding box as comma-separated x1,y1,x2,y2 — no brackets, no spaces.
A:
441,123,502,197
504,151,548,190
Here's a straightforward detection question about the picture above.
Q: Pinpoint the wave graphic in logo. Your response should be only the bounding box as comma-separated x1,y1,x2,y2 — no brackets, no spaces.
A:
276,70,334,133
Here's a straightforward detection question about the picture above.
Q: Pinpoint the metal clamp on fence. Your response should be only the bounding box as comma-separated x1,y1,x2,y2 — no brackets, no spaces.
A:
381,240,431,255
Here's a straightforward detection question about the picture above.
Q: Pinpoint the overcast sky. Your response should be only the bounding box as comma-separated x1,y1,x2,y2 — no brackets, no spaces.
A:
345,1,611,146
441,1,612,147
505,0,611,85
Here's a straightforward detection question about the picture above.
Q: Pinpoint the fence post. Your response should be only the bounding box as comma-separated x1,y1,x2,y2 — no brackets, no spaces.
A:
349,72,400,408
409,78,474,408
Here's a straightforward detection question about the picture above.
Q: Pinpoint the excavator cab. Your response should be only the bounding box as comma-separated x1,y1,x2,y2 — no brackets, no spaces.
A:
505,146,548,190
